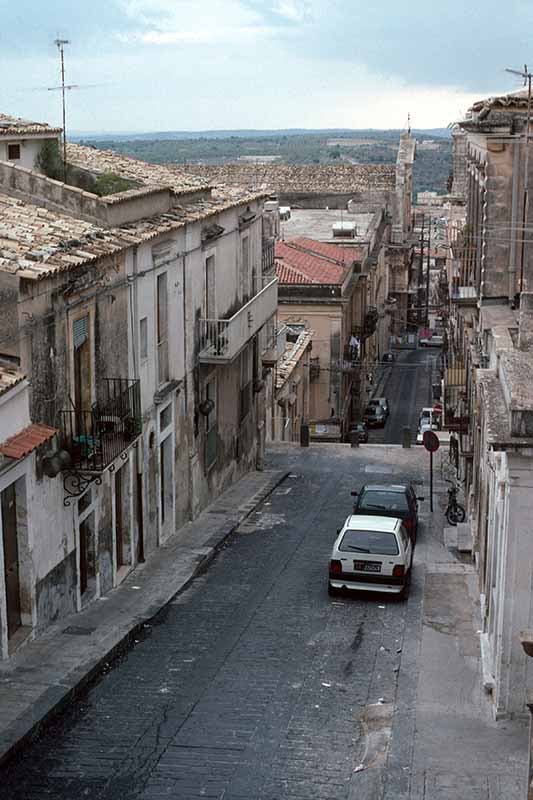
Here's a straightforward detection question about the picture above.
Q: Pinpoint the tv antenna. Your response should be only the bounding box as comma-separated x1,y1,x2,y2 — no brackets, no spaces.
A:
52,39,71,181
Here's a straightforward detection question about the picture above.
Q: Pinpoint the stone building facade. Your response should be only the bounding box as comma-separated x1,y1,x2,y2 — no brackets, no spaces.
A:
0,134,278,656
446,90,533,716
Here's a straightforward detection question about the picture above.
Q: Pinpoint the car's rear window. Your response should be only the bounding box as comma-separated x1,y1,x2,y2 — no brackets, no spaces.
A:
339,529,399,555
359,490,409,513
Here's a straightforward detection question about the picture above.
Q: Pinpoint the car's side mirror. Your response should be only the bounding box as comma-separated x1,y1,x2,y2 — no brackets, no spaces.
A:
336,528,342,534
351,490,358,497
417,496,425,502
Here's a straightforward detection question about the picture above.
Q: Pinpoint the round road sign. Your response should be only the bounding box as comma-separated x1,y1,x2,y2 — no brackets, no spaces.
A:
423,430,440,453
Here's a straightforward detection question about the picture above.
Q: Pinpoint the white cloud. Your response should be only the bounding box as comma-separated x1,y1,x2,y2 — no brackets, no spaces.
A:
119,0,278,45
271,1,308,22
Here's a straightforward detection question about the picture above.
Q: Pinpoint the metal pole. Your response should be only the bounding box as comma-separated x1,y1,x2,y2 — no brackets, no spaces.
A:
55,39,70,182
418,214,425,324
430,450,434,512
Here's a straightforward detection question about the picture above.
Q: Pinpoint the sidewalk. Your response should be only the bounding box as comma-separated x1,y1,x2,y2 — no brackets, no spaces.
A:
384,475,528,799
0,468,288,767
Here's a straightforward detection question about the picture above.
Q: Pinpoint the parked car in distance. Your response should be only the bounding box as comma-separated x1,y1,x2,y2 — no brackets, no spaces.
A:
328,515,413,599
363,404,387,427
417,422,438,445
351,483,423,542
347,422,368,443
382,352,396,363
367,397,390,417
419,334,444,348
418,407,441,431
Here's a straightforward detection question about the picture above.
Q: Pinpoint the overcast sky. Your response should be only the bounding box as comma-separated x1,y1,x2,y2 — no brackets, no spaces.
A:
2,0,531,133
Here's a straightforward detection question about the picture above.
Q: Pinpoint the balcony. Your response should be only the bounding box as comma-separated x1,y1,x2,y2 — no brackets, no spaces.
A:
59,378,141,474
198,276,278,364
451,286,478,304
262,324,287,367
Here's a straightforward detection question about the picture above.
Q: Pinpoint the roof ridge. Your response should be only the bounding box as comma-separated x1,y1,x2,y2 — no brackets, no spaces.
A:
282,239,348,268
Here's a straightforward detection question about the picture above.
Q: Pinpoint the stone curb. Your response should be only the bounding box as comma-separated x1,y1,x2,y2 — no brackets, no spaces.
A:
0,469,289,768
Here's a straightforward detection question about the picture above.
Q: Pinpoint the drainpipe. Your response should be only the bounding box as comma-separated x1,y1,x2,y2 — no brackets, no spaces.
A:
509,142,520,302
129,246,145,562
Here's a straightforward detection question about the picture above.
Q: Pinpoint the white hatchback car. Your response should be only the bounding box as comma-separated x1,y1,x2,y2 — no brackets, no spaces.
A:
328,515,413,599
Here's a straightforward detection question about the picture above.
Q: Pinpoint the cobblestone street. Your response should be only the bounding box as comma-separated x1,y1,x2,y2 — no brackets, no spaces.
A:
1,446,421,799
0,445,527,799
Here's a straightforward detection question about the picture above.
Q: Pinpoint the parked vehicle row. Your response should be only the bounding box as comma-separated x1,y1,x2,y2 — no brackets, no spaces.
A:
328,483,424,601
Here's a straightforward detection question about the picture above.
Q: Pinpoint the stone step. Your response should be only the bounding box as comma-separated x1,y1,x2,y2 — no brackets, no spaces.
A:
443,525,458,548
457,521,473,553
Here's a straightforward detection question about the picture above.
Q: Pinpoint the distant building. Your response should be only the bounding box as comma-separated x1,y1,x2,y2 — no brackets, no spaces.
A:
0,114,61,173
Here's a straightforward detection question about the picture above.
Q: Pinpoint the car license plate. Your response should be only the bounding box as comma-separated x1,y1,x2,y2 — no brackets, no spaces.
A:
354,561,381,573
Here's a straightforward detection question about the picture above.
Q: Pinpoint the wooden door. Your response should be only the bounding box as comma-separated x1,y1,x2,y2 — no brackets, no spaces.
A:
2,485,21,638
115,468,124,568
79,519,89,596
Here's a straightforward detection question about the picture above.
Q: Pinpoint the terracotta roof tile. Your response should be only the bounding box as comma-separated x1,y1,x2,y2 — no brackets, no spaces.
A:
275,239,352,285
0,113,62,137
0,364,25,397
0,423,57,459
175,162,395,194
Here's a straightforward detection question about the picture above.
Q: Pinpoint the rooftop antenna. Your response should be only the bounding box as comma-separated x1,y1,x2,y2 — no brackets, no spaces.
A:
407,112,411,135
53,39,70,181
505,64,532,292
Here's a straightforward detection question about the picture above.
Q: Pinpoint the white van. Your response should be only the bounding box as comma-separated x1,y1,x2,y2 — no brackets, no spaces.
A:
328,515,413,599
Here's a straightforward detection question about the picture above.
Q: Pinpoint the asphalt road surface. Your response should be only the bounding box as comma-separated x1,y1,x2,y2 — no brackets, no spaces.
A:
1,446,429,800
368,348,438,446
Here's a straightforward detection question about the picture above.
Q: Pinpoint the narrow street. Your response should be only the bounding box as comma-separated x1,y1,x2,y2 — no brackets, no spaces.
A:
0,352,526,800
369,348,437,445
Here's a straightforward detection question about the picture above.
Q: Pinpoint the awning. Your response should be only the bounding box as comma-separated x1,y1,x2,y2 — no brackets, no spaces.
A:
0,424,57,460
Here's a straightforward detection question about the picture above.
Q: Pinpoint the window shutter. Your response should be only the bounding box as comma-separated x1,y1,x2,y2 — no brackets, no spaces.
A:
73,316,89,349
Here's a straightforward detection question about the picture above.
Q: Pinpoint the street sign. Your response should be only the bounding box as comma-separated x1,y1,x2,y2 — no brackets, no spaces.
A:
423,430,439,513
423,430,440,453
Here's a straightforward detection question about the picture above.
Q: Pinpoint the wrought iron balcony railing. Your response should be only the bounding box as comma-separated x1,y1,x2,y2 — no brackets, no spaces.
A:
59,378,141,473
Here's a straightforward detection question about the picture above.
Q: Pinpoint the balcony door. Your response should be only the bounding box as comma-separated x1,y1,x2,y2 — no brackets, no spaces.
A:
157,272,169,386
205,255,216,319
73,315,91,412
241,236,250,304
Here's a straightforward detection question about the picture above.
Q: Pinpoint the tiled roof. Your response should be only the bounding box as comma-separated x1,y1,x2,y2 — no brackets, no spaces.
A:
287,238,361,264
0,365,25,397
67,143,212,196
0,423,57,459
275,239,352,285
173,163,396,194
469,89,530,114
0,187,265,281
0,114,62,137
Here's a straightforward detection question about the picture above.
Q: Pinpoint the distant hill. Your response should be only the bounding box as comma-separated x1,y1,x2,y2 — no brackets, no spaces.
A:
71,127,451,142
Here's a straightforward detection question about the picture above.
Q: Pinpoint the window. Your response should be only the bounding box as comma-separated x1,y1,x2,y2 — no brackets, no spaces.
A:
205,379,217,469
156,273,169,385
339,529,399,556
241,236,250,302
7,143,20,161
140,317,148,361
159,403,172,432
239,346,252,422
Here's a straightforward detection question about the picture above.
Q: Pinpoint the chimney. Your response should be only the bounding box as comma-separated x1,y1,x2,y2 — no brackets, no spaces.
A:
519,292,533,350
